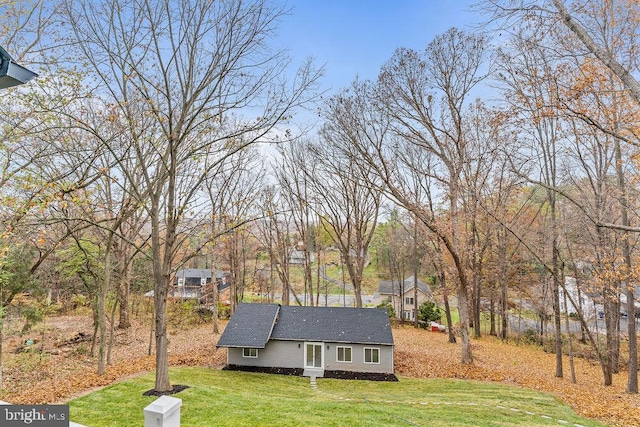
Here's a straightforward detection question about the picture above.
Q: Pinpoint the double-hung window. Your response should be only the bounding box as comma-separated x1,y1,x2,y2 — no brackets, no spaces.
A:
336,346,352,363
243,348,258,358
364,347,380,364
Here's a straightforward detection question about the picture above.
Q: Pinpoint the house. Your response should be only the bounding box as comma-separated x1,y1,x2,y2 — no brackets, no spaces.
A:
216,303,395,379
378,276,433,321
172,269,231,301
559,276,599,318
288,249,316,265
559,276,640,318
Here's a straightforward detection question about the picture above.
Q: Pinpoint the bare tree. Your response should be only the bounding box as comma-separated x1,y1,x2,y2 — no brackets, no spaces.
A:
63,0,321,392
306,137,382,308
374,28,489,364
320,34,488,362
486,0,640,392
255,185,296,306
207,148,265,312
275,142,318,305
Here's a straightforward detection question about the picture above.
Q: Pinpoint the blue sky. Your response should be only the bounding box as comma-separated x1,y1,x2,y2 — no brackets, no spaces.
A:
275,0,480,95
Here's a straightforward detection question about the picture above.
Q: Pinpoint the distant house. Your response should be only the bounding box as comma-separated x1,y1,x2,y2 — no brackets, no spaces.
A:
559,277,598,317
216,303,395,379
559,276,640,319
172,269,231,301
378,276,432,321
288,249,316,265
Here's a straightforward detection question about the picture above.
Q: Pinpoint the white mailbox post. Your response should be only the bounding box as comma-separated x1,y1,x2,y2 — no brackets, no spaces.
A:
143,395,182,427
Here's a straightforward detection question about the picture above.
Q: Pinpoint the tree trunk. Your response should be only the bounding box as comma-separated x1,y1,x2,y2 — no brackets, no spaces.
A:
152,190,173,392
212,264,219,335
97,290,106,374
489,286,497,337
413,274,419,328
551,199,563,378
107,299,118,365
562,281,577,384
625,286,637,393
441,272,456,344
154,277,171,391
118,260,132,329
457,285,473,364
614,136,638,393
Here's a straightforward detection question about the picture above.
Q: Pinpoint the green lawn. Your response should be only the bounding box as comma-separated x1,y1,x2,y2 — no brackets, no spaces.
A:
69,368,606,427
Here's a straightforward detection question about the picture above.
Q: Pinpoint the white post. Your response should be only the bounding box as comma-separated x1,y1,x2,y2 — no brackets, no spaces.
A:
143,396,182,427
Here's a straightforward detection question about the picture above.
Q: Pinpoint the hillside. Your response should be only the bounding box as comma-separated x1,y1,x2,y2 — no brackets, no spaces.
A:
0,314,636,426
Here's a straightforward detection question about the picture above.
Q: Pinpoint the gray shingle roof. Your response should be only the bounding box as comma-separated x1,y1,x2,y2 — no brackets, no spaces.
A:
216,304,394,348
378,275,431,296
175,268,212,279
272,305,393,345
216,303,279,348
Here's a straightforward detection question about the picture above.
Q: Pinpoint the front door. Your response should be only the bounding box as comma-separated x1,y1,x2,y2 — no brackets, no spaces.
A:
305,342,323,369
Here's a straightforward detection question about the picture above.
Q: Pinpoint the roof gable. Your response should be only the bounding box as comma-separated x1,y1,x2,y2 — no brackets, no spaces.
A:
216,303,279,348
378,275,431,296
175,268,212,279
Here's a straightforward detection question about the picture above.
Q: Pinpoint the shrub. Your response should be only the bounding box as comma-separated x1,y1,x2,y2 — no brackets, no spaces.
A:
376,300,396,320
218,304,231,320
418,301,441,324
522,328,538,345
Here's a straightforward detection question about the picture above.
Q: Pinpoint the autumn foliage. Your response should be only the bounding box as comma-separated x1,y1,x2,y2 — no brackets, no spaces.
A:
0,316,635,426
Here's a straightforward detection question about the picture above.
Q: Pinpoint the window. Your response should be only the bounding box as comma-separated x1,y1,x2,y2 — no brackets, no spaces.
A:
364,347,380,364
337,346,352,363
405,297,414,305
242,348,258,358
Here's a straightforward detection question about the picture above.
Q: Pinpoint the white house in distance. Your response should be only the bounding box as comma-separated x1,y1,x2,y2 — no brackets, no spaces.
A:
377,276,433,321
559,276,606,319
288,249,316,265
559,276,640,319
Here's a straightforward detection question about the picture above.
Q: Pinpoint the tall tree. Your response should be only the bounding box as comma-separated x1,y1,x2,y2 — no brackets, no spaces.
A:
276,142,317,305
64,0,321,392
306,137,382,308
486,0,640,392
373,28,488,363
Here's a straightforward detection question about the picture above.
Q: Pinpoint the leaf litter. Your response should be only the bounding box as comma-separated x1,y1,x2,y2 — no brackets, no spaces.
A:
0,316,636,426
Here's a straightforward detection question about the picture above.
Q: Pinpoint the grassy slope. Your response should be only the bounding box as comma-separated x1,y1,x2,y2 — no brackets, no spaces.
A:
70,368,606,427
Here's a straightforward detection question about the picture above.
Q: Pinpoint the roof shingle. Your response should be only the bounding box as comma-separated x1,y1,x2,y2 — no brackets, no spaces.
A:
272,305,393,345
216,303,279,348
216,303,394,348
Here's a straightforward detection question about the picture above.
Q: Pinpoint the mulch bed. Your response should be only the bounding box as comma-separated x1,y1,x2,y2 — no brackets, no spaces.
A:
323,370,398,381
142,385,190,397
222,364,398,381
223,365,304,376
